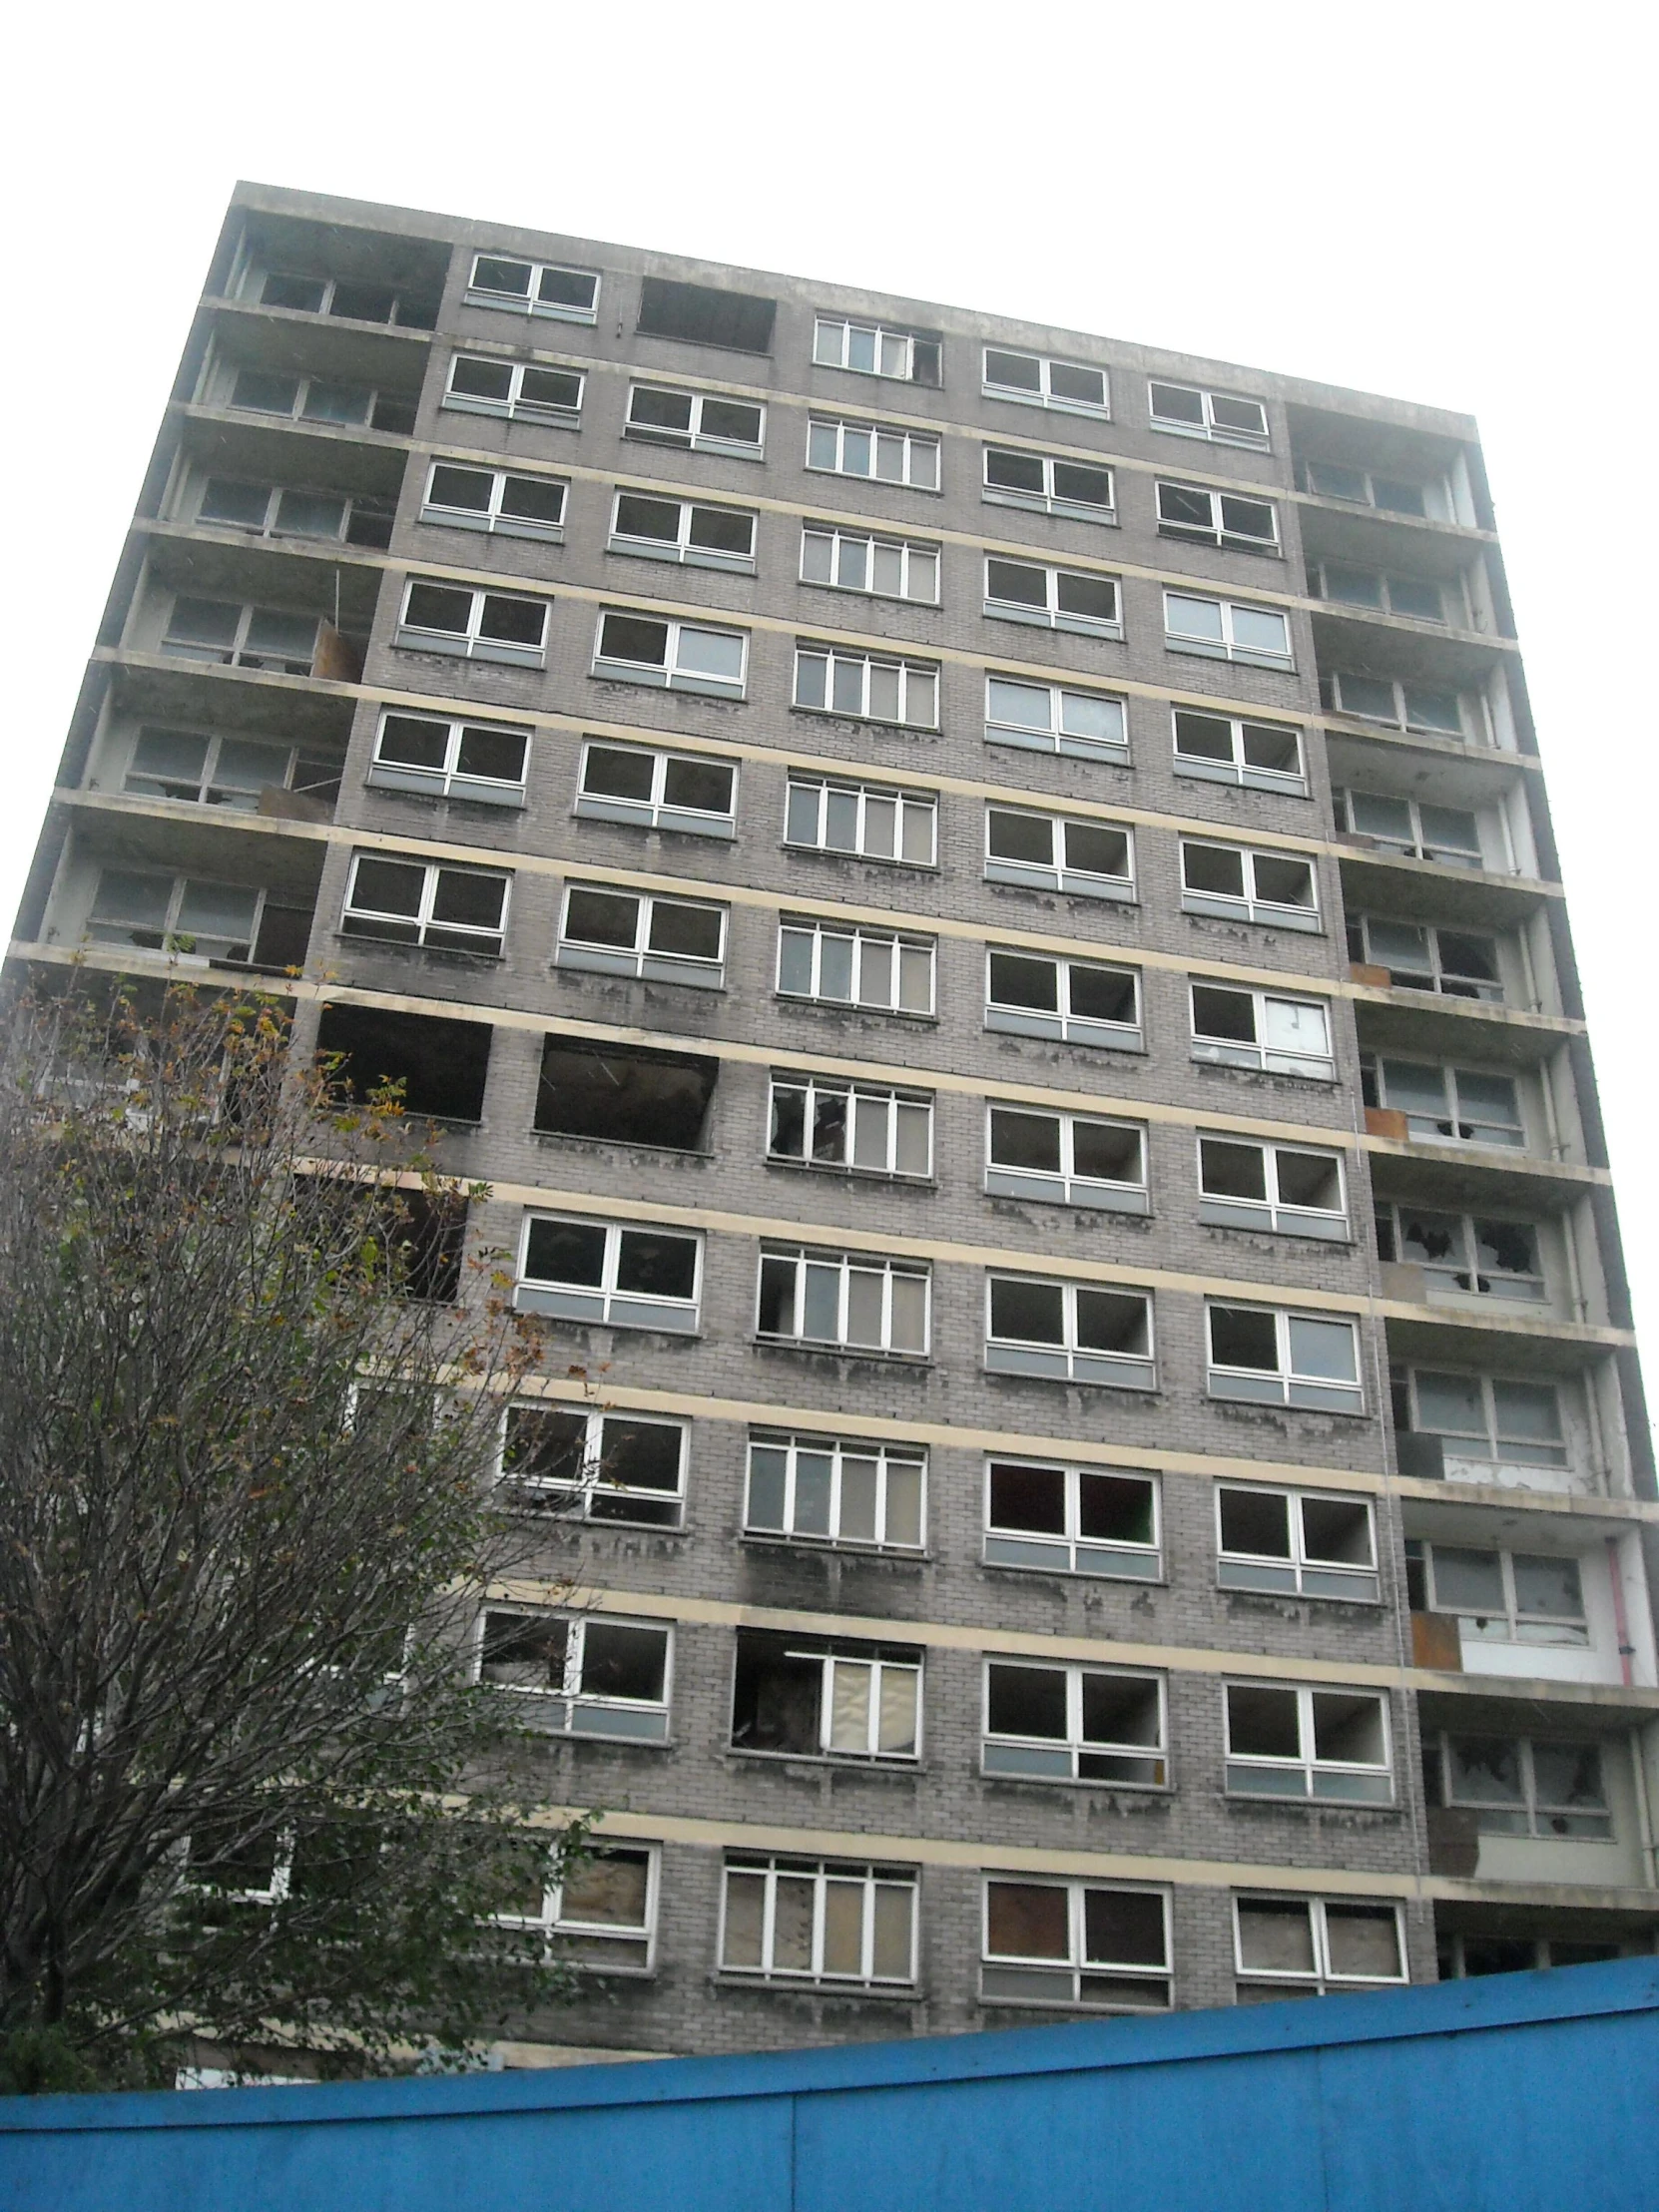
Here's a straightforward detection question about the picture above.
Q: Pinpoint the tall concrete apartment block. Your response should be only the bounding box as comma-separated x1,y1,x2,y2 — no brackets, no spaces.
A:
13,182,1659,2057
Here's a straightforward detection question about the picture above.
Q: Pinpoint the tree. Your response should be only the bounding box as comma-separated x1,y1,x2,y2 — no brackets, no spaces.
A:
0,981,586,2085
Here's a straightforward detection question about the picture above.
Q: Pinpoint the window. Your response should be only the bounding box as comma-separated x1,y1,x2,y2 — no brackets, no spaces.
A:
986,948,1142,1050
576,742,737,837
815,316,940,385
982,445,1114,523
396,579,548,668
609,490,757,571
1324,671,1466,738
1364,1058,1524,1148
983,348,1108,416
982,1881,1170,2010
1173,708,1305,793
985,808,1134,900
801,525,939,603
1156,481,1280,553
732,1631,921,1761
257,269,435,329
986,1105,1147,1214
498,1404,687,1528
769,1076,932,1179
1148,380,1270,449
626,383,764,454
535,1037,717,1151
807,415,939,489
785,775,937,864
477,1610,670,1740
984,556,1121,637
495,1846,657,1972
443,352,584,425
756,1248,929,1357
1217,1487,1379,1601
637,276,776,353
1233,1898,1405,1997
1164,590,1293,668
1198,1136,1347,1240
983,1459,1160,1580
721,1856,916,1986
340,854,508,956
594,609,747,698
227,367,414,436
1224,1683,1391,1801
985,1275,1155,1390
1206,1304,1363,1412
369,711,529,806
984,1662,1165,1786
746,1433,925,1550
421,462,566,540
985,676,1128,763
1376,1206,1544,1302
1348,916,1502,1001
162,597,317,675
778,919,935,1014
125,728,339,815
1312,563,1446,623
1180,839,1320,929
315,1001,491,1124
86,870,292,967
1305,459,1446,519
1429,1734,1612,1841
1406,1540,1589,1649
515,1215,702,1332
1338,789,1482,866
793,645,938,729
467,253,599,322
1439,1934,1628,1979
1392,1368,1567,1471
556,883,726,988
1190,982,1334,1081
197,476,394,550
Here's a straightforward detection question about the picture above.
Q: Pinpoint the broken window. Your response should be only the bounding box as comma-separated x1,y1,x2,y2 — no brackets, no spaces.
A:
316,1000,492,1123
228,367,415,435
1391,1367,1567,1471
1376,1205,1544,1301
785,775,937,864
1428,1732,1611,1839
576,742,738,836
1233,1897,1404,1998
1364,1058,1524,1148
982,446,1115,523
982,348,1108,416
1156,480,1279,553
983,1459,1160,1580
371,1186,467,1304
369,710,530,807
1349,915,1503,1000
1217,1486,1378,1601
1198,1135,1347,1238
985,807,1134,899
982,1881,1170,2009
985,1275,1155,1390
815,315,941,385
499,1403,687,1527
557,882,727,987
467,252,600,322
756,1248,929,1357
422,461,566,540
1224,1684,1391,1801
721,1855,916,1984
493,1843,657,1970
801,523,939,604
985,1105,1146,1212
985,675,1128,762
769,1075,932,1178
1206,1303,1363,1412
793,644,938,728
444,352,585,425
184,1814,292,1908
396,578,549,668
984,556,1122,637
626,383,764,454
1173,708,1305,793
777,918,935,1014
1338,789,1481,865
87,868,303,969
984,1661,1166,1786
610,491,757,571
515,1214,702,1333
534,1038,718,1150
637,276,777,353
1305,459,1447,519
197,476,394,550
1190,981,1334,1080
340,854,509,957
1405,1539,1589,1648
731,1630,921,1761
125,727,339,815
1313,562,1446,622
1324,670,1466,737
807,414,939,489
1164,590,1293,669
1148,380,1270,449
746,1431,925,1549
594,608,748,697
477,1609,671,1740
985,948,1142,1049
163,596,317,675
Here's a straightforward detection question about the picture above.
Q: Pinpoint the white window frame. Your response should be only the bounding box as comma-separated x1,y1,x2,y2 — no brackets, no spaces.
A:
1155,479,1280,553
984,807,1135,901
982,347,1109,417
806,415,940,489
420,460,566,541
768,1074,933,1180
514,1213,704,1333
1189,982,1335,1081
745,1432,927,1552
1395,1368,1568,1472
814,316,939,384
86,868,270,967
1408,1540,1590,1648
1196,1134,1348,1241
396,577,549,668
162,597,317,675
984,1104,1148,1215
983,555,1122,638
777,918,936,1015
593,608,748,698
800,524,939,604
555,881,727,988
339,852,509,956
475,1608,672,1740
982,1458,1162,1581
226,366,395,431
1147,379,1270,449
1431,1731,1613,1841
575,740,738,838
195,475,392,549
1304,460,1445,518
1216,1485,1380,1602
624,382,765,454
1326,670,1467,739
784,775,937,866
1206,1303,1364,1413
984,947,1143,1051
1172,707,1306,794
981,1879,1172,2011
466,252,600,323
123,726,328,814
982,1660,1168,1786
984,1274,1156,1391
756,1247,931,1358
1376,1204,1545,1303
981,445,1115,524
608,489,757,572
1163,589,1294,669
793,645,939,729
1367,1058,1525,1149
1349,914,1503,1002
1224,1682,1393,1802
1313,561,1448,624
985,675,1129,763
494,1845,660,1973
1179,838,1321,930
253,269,427,328
720,1856,918,1986
498,1403,688,1528
443,352,585,426
733,1636,923,1764
1338,789,1483,867
1232,1897,1406,1993
368,709,530,807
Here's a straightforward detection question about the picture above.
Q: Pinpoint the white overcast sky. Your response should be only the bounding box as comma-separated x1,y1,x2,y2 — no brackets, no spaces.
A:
4,0,1654,1441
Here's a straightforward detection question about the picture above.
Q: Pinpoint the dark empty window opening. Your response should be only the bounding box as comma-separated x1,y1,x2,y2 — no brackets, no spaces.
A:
535,1037,717,1150
374,1187,467,1304
317,1002,492,1125
638,276,777,354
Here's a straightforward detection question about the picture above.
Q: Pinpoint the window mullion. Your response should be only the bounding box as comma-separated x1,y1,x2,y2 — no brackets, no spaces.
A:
828,1447,843,1540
